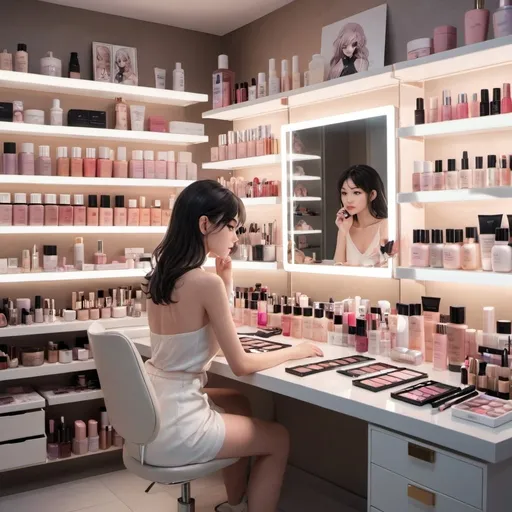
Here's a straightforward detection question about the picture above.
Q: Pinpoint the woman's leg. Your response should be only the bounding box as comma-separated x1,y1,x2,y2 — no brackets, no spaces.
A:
206,388,252,505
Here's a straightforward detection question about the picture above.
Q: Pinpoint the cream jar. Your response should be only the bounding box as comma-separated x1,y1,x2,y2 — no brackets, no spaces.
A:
407,38,433,60
21,347,44,366
24,109,45,125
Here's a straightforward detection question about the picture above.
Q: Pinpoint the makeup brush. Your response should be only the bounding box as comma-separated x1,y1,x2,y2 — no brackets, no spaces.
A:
436,390,479,413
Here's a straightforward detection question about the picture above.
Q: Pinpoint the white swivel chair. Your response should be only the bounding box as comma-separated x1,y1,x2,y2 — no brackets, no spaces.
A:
87,322,238,512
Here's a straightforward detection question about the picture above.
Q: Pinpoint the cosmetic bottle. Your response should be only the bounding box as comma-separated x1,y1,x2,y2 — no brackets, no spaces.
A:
112,147,128,178
480,89,490,116
2,142,16,175
257,72,267,98
112,195,127,226
290,55,300,90
73,237,84,269
57,147,70,177
28,193,44,226
420,160,433,191
442,90,452,121
266,303,280,328
0,49,12,71
150,199,162,226
491,88,502,115
502,83,512,114
71,195,86,226
494,0,512,37
443,229,462,269
297,306,313,340
470,93,480,117
486,154,499,187
150,151,166,180
278,304,290,336
428,97,438,123
94,240,107,265
446,158,459,189
500,155,510,186
433,323,448,371
43,245,58,271
364,319,380,355
246,78,256,101
409,303,425,353
469,156,484,189
99,426,107,450
68,52,80,78
428,229,444,268
462,227,481,270
139,196,151,226
85,194,98,226
0,193,12,226
212,55,234,109
65,147,82,179
491,228,512,272
72,420,88,455
99,195,113,226
447,306,467,372
415,98,425,125
50,99,63,126
58,194,73,226
162,197,173,226
433,160,445,190
396,304,410,349
173,62,185,91
163,151,175,180
280,59,291,92
42,193,57,226
290,306,303,339
129,150,144,179
80,148,95,178
465,0,490,44
124,199,139,227
313,308,328,343
34,145,51,176
456,93,469,119
97,147,113,178
18,143,35,175
479,214,503,270
40,51,61,76
12,193,28,226
268,58,280,96
458,151,472,189
15,44,28,73
412,160,422,191
411,229,430,267
236,131,247,159
354,318,368,353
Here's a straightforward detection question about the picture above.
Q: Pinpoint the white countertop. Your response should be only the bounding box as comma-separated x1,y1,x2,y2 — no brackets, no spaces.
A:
123,325,512,464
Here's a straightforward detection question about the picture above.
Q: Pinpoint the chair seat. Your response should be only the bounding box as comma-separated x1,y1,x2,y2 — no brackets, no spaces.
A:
123,447,239,485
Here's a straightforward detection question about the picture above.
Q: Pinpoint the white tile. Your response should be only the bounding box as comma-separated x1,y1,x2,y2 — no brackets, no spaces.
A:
0,477,117,512
75,501,132,512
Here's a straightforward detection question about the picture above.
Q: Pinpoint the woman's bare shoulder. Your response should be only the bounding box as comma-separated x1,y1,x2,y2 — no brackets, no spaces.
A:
181,268,223,291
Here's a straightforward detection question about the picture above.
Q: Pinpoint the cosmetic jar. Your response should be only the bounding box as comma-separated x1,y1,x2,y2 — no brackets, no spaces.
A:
59,348,73,364
62,309,77,322
47,347,59,364
112,306,127,318
21,347,44,366
24,109,45,125
77,348,89,361
433,25,457,53
263,245,276,262
390,347,424,365
407,38,433,60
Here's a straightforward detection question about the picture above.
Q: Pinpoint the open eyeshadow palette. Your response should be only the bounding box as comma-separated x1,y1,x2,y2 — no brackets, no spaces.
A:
390,380,459,406
285,355,374,377
352,368,428,392
451,394,512,427
337,362,398,378
239,336,291,353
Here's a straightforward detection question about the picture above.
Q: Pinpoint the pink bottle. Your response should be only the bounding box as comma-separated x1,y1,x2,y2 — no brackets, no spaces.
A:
114,196,127,226
442,90,452,121
470,93,480,118
139,196,151,226
411,229,430,267
433,25,457,53
433,323,448,371
151,200,162,226
70,147,83,177
166,151,176,180
155,152,167,179
502,83,512,114
127,199,139,226
113,147,128,178
57,147,70,176
456,93,469,119
13,193,28,226
58,194,74,226
99,195,113,226
2,142,17,174
0,193,13,226
143,150,155,179
28,193,44,226
97,147,113,178
87,195,99,226
473,156,486,188
44,194,59,226
433,160,446,190
129,150,144,178
428,97,438,123
19,143,35,175
412,161,422,192
83,148,97,177
212,54,234,109
162,198,173,226
36,145,52,175
465,0,490,45
73,194,87,226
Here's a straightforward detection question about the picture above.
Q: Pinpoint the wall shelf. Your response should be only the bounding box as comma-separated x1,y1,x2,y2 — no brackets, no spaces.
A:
241,197,281,206
292,196,322,202
47,445,122,465
293,175,321,181
0,269,146,283
39,388,104,406
398,187,512,204
202,153,320,170
203,259,280,270
0,175,194,188
395,267,512,287
0,226,167,235
0,360,96,382
0,122,208,146
0,70,208,107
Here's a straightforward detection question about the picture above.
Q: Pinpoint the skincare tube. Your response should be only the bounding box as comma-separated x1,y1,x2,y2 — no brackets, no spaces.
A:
154,68,166,89
421,296,441,362
129,105,145,131
478,214,503,271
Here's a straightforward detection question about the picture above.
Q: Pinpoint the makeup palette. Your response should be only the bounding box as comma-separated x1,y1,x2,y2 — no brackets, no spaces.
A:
352,368,428,392
286,355,374,377
391,380,459,406
239,336,291,353
337,362,398,378
452,394,512,427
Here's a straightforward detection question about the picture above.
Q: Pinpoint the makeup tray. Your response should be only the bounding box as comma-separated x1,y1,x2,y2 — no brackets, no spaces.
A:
337,362,398,378
352,368,428,392
451,394,512,427
286,355,374,377
239,336,291,353
390,380,459,406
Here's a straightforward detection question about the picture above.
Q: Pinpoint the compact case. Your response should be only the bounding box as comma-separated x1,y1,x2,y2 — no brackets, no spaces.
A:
68,109,107,128
390,380,459,406
239,336,290,353
337,361,398,378
286,355,374,377
451,393,512,427
352,368,428,392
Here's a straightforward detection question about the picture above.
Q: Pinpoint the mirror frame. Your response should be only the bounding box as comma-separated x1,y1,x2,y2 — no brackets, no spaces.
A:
281,105,397,278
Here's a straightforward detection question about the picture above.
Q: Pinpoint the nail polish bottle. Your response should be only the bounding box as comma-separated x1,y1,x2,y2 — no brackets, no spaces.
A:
433,160,446,190
57,146,70,176
2,142,17,174
97,147,113,177
487,154,499,187
127,199,139,226
44,193,58,226
151,200,162,226
412,160,422,191
459,151,472,189
28,193,44,226
13,193,28,226
473,156,485,188
420,161,433,191
99,195,113,226
129,150,144,179
0,193,13,226
430,229,444,268
457,93,469,119
470,93,480,118
491,87,501,115
58,194,74,226
502,83,512,114
36,145,52,176
446,159,459,189
73,194,87,226
19,143,35,175
415,98,425,125
480,89,490,116
139,196,151,226
428,97,438,123
114,196,127,226
70,147,83,177
143,150,155,179
83,148,97,177
442,90,452,121
87,195,99,226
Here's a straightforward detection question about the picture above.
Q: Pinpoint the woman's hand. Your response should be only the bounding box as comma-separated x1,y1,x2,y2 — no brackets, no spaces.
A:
335,209,353,233
290,342,324,361
215,256,232,288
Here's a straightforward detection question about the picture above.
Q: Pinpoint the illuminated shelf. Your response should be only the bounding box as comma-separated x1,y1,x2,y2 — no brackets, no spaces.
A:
0,175,194,188
203,259,280,270
0,359,96,382
0,70,208,107
398,113,512,139
0,226,167,235
293,175,321,181
0,269,146,283
241,197,281,206
39,388,104,406
202,153,320,170
47,445,122,464
292,196,322,202
291,230,322,235
396,267,512,287
0,122,208,146
398,187,512,204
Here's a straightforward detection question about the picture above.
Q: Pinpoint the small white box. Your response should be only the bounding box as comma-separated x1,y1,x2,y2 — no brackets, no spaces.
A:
0,258,7,274
178,151,192,163
169,121,204,136
452,393,512,427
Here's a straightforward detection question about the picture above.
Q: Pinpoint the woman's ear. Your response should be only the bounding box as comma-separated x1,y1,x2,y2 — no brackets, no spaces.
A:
369,190,377,202
199,215,209,235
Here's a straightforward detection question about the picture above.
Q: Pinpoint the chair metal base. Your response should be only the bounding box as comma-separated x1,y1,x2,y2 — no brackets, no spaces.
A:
145,481,195,511
178,497,195,512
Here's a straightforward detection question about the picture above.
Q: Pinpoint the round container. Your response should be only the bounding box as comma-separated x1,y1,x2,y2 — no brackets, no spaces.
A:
21,348,45,367
433,25,457,53
407,38,433,60
24,109,45,125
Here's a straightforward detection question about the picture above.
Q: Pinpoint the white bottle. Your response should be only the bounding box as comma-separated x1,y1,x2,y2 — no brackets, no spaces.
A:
50,99,63,126
491,228,512,272
459,151,473,189
74,237,85,270
268,59,280,96
430,229,444,268
420,161,433,191
309,54,325,85
257,72,267,98
292,56,301,90
40,51,62,77
368,320,381,355
281,59,291,92
248,78,257,101
172,63,185,92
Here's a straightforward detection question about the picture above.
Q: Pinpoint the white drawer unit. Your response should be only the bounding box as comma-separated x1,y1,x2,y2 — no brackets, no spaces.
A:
0,409,45,443
370,464,480,512
0,435,47,471
370,427,484,509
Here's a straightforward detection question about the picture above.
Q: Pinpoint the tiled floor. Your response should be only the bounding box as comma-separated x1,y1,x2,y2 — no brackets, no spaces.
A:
0,469,229,512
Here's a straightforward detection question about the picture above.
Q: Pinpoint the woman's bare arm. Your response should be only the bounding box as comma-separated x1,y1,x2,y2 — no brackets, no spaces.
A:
334,229,347,263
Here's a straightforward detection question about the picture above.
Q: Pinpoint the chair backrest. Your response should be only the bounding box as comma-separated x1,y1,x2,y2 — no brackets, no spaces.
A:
87,322,160,445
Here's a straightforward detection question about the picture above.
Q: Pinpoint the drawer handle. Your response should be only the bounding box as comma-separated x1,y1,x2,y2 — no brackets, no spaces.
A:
408,484,436,507
408,442,435,463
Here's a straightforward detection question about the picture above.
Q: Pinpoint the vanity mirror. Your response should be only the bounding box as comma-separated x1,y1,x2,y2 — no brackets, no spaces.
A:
282,105,396,277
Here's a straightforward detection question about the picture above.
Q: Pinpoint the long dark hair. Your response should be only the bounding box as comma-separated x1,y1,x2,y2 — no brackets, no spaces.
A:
145,180,246,305
336,164,387,220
